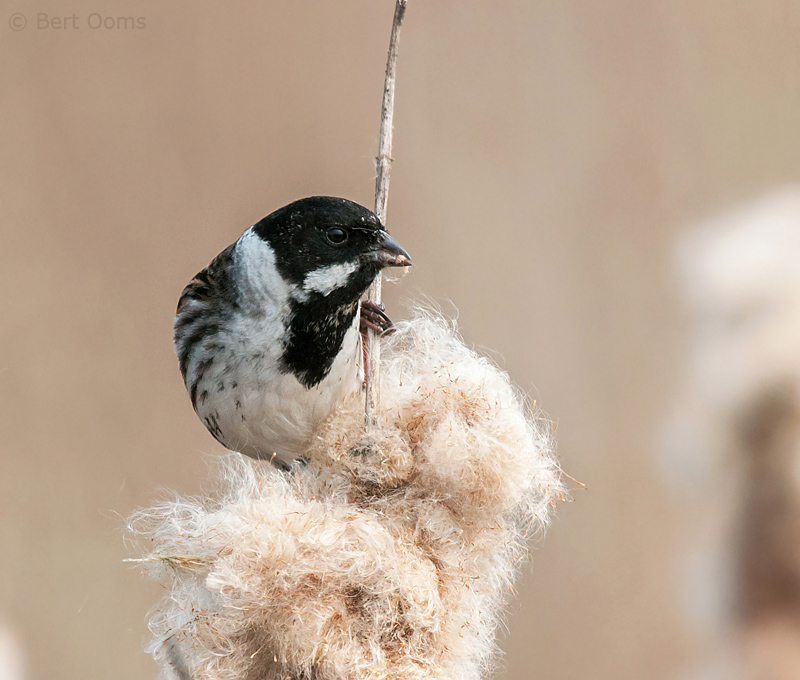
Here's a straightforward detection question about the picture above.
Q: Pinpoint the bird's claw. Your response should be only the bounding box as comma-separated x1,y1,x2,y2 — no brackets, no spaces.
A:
360,300,395,336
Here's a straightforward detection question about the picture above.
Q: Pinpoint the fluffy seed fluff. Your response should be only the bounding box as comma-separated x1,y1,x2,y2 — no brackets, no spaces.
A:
663,189,800,680
128,312,563,680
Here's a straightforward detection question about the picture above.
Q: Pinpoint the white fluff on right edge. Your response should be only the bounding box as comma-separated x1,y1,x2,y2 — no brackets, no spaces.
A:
129,310,564,680
663,188,800,680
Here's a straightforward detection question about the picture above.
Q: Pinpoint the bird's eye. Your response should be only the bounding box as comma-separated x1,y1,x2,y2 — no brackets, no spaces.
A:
325,227,348,245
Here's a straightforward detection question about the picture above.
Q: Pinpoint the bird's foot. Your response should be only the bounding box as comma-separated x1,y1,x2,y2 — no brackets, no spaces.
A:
360,300,395,336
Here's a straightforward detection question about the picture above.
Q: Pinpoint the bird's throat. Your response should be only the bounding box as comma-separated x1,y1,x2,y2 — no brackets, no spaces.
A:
280,299,360,388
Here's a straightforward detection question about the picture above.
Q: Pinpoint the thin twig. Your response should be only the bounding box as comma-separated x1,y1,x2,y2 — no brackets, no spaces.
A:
365,0,408,429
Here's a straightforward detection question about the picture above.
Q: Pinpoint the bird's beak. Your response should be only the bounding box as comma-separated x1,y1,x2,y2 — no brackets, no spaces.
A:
370,230,413,268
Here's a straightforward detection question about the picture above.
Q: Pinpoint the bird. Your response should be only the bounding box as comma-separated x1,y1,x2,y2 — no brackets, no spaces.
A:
174,196,412,469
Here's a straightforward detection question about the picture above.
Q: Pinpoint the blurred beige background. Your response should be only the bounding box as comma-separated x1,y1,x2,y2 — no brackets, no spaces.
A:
3,1,800,679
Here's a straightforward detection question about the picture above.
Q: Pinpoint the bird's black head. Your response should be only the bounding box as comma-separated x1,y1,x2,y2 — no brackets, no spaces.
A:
252,196,412,388
253,196,411,301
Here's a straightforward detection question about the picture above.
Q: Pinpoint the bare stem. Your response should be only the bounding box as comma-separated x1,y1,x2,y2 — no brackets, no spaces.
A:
365,0,408,429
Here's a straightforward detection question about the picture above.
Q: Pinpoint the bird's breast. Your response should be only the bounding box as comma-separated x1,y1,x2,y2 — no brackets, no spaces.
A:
194,313,362,465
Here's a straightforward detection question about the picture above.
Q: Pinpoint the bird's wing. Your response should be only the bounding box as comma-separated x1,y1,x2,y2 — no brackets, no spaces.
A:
174,243,237,383
176,243,237,315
